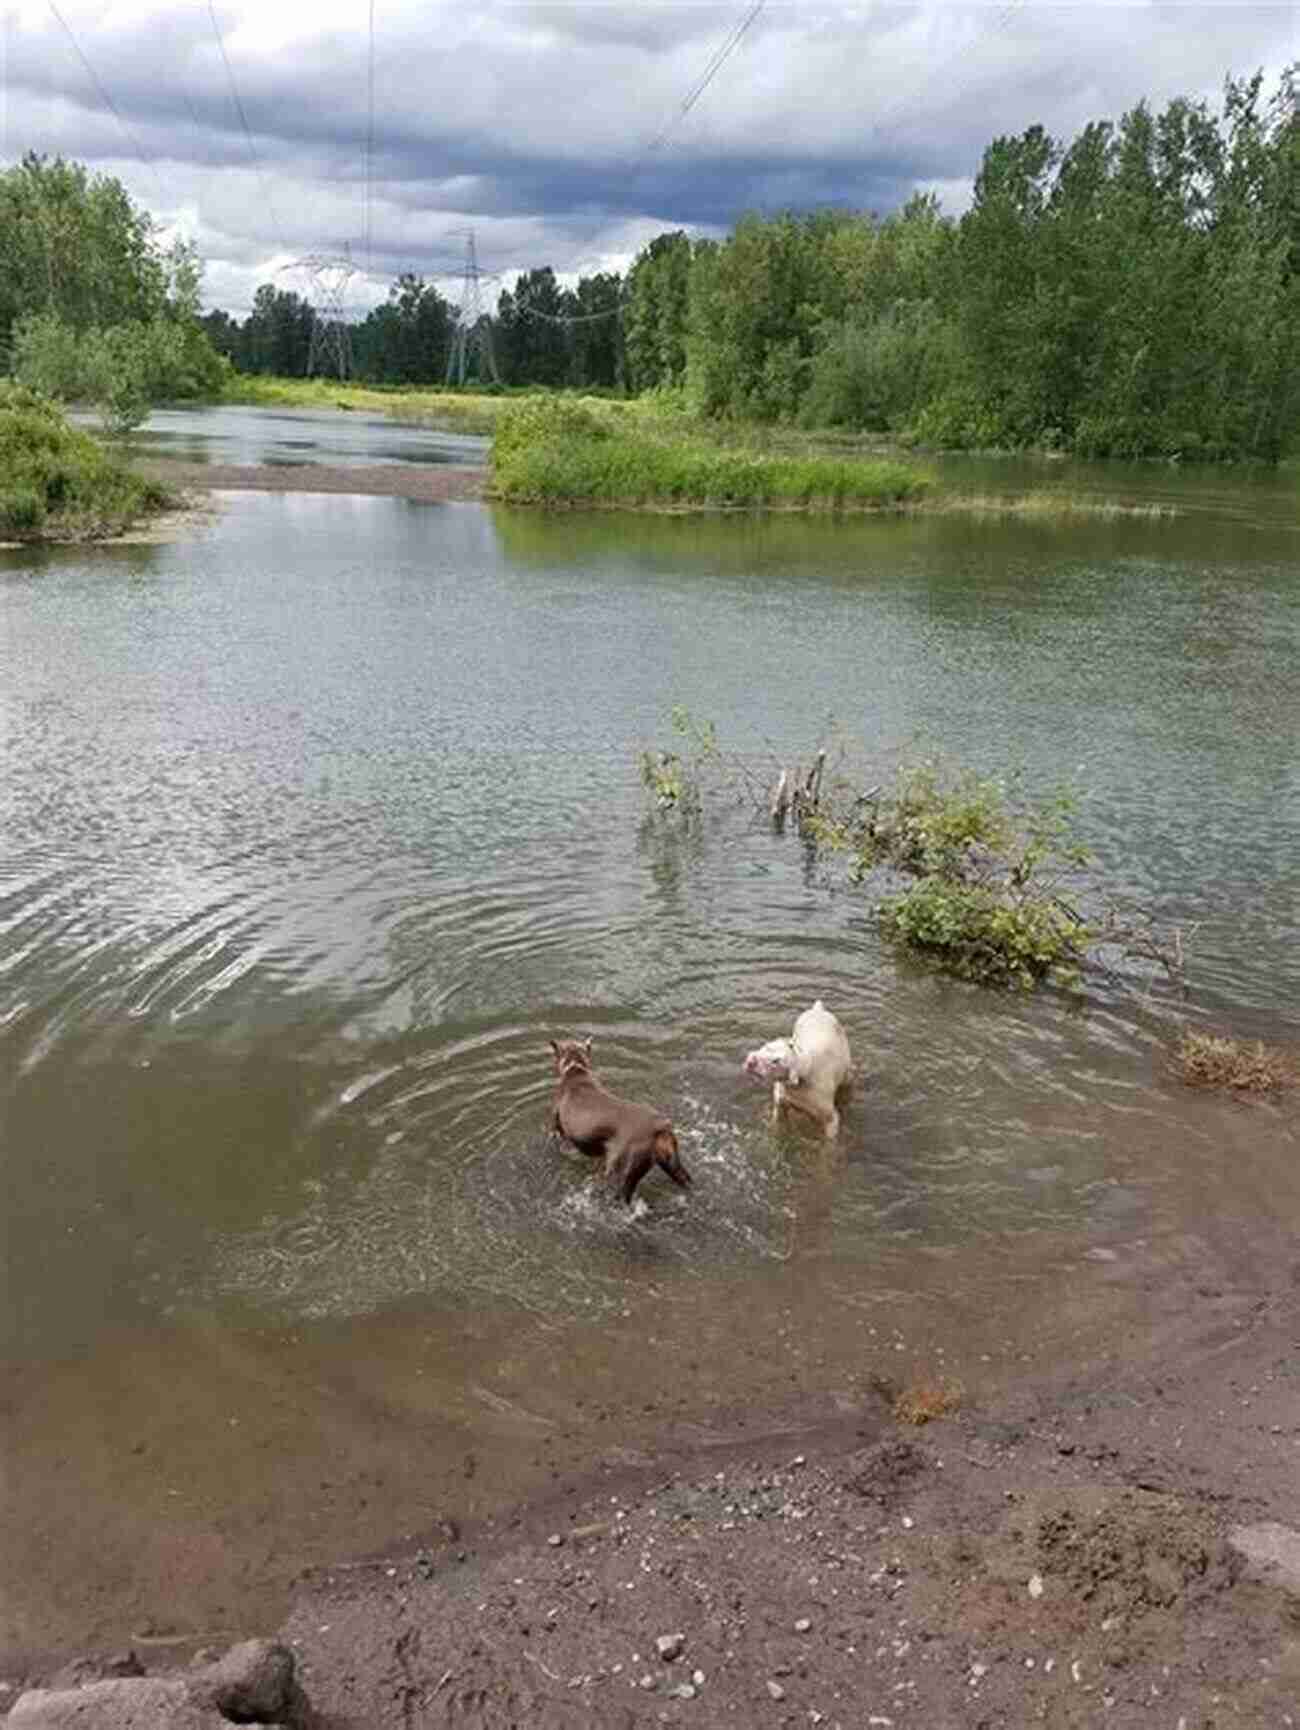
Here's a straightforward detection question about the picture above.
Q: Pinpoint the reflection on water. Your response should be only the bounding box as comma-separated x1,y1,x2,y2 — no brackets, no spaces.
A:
79,402,490,470
2,448,1298,1649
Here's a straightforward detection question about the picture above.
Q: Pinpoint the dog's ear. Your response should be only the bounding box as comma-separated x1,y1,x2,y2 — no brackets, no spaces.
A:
548,1039,560,1056
583,1036,593,1054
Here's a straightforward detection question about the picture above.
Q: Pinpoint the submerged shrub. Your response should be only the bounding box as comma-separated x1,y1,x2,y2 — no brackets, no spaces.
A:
878,875,1090,989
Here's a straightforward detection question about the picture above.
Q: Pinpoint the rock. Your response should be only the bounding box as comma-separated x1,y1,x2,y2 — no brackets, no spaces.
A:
48,1653,145,1690
671,1683,697,1700
189,1639,308,1725
794,1617,812,1633
656,1632,686,1662
1229,1522,1300,1593
547,1533,564,1547
766,1680,786,1701
1028,1573,1045,1599
8,1677,210,1728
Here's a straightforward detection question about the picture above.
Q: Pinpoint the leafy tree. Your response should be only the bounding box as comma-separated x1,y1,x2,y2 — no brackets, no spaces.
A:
624,231,693,392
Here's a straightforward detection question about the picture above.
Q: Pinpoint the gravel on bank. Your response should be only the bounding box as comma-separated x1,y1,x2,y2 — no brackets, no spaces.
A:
137,459,487,504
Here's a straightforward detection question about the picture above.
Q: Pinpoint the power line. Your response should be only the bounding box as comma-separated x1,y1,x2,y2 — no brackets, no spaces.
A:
205,0,288,253
512,0,768,326
45,0,167,205
365,0,375,278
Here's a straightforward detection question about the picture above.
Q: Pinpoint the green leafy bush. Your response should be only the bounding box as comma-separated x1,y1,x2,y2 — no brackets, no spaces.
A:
0,486,46,534
0,380,171,540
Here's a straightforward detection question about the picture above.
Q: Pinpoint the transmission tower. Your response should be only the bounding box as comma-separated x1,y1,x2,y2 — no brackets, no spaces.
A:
285,249,359,381
445,229,501,387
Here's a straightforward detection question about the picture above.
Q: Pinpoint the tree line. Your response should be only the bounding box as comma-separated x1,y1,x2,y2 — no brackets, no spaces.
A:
198,265,625,393
4,69,1296,457
632,70,1299,460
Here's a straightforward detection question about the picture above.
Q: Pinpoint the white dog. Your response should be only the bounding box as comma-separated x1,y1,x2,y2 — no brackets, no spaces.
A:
743,1000,852,1139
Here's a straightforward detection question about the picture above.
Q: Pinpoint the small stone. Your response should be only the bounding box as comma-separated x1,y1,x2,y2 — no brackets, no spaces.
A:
692,1669,705,1687
671,1683,697,1700
766,1680,786,1701
547,1533,564,1547
794,1617,813,1633
901,1516,914,1530
1028,1573,1044,1599
640,1673,657,1690
656,1632,686,1662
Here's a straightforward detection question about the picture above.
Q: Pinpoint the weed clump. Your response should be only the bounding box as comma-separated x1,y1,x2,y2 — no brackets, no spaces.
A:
1172,1031,1292,1095
893,1377,964,1426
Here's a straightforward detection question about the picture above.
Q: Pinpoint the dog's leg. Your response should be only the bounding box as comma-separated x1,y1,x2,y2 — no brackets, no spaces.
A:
654,1128,691,1190
607,1142,653,1207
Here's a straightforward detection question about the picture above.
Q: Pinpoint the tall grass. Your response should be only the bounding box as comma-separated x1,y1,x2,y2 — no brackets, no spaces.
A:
0,382,172,542
222,374,508,435
489,398,929,511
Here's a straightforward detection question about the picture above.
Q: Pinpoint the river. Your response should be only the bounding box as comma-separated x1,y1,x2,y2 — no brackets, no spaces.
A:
2,406,1297,1655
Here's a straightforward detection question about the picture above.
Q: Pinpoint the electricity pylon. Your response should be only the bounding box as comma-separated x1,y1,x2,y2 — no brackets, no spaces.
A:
286,248,359,380
445,229,500,387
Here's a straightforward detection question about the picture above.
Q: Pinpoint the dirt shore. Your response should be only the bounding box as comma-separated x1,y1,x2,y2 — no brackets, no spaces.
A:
137,458,487,504
6,1268,1296,1727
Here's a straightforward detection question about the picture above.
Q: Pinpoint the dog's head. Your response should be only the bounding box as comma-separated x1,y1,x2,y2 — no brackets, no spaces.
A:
549,1036,594,1079
743,1036,802,1084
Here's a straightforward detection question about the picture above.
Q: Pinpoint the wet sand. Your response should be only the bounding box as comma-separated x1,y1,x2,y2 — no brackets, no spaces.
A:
4,1194,1298,1726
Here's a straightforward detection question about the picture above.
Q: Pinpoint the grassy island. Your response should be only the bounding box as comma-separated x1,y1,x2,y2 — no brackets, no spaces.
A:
0,384,174,544
488,397,930,512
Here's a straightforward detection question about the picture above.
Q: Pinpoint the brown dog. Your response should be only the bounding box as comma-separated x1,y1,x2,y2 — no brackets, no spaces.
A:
548,1037,692,1206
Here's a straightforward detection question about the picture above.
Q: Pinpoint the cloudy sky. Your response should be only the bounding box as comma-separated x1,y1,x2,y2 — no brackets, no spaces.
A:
3,1,1296,316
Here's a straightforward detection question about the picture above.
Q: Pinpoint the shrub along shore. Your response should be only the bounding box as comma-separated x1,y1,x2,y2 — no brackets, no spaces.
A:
0,384,174,544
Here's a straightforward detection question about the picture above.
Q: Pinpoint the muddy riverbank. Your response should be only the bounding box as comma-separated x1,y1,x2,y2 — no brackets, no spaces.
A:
4,1223,1297,1727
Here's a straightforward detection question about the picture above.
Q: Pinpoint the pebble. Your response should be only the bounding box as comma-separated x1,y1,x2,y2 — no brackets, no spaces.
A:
766,1679,786,1700
794,1617,813,1633
1028,1573,1044,1599
547,1534,563,1547
639,1673,657,1690
671,1683,697,1700
657,1632,686,1661
692,1669,705,1687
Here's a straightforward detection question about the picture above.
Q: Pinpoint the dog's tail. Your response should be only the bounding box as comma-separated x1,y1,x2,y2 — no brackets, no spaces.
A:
654,1127,692,1189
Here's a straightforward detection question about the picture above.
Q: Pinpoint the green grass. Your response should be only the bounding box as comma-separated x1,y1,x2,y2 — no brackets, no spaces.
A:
0,382,173,543
488,397,930,512
221,374,510,435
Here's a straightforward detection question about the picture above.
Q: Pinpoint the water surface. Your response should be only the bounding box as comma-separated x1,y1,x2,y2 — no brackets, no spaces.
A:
2,433,1297,1652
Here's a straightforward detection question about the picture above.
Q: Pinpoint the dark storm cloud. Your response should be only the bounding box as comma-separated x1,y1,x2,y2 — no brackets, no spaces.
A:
5,1,1296,313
